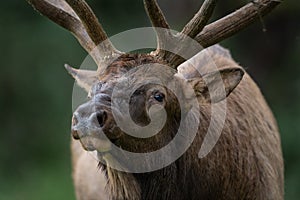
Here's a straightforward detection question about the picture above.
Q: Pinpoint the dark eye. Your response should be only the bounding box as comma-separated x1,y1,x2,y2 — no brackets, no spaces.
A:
154,93,165,102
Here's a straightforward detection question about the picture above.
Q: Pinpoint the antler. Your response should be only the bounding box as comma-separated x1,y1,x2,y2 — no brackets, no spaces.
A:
144,0,282,68
143,0,174,60
27,0,121,68
28,0,281,70
195,0,282,48
181,0,218,39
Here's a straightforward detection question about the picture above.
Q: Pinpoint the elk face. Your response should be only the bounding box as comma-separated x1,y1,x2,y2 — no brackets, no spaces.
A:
70,55,184,155
68,54,244,165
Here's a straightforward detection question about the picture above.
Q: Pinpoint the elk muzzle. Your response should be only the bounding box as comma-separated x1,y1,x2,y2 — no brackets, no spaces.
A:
71,100,112,152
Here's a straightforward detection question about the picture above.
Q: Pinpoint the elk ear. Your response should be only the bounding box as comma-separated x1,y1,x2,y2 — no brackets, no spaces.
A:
188,68,244,104
65,64,98,92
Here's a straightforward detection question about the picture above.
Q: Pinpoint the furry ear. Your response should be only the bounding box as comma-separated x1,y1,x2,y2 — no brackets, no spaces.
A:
187,68,244,104
65,64,98,92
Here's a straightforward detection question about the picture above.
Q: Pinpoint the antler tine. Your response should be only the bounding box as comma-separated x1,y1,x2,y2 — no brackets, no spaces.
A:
65,0,121,57
143,0,174,60
144,0,170,29
195,0,282,48
181,0,218,39
27,0,96,56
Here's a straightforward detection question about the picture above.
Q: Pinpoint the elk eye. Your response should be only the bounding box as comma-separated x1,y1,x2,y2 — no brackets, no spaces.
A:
154,93,165,102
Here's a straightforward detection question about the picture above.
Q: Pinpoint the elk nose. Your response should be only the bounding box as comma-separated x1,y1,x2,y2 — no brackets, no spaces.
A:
96,110,107,128
70,109,108,140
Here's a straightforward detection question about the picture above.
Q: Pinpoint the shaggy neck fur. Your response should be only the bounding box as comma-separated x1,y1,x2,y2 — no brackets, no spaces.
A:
105,159,186,200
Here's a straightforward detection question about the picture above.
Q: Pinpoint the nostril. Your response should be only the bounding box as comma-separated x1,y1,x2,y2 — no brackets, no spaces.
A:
71,129,80,140
96,111,107,127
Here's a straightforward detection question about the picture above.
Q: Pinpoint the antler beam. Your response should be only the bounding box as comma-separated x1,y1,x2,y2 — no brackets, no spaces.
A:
195,0,282,48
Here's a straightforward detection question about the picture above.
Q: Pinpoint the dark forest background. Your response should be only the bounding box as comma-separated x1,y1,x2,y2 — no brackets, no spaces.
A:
0,0,299,199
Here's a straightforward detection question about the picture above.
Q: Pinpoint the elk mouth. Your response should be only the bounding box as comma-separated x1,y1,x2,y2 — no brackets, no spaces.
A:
78,135,112,152
72,122,125,153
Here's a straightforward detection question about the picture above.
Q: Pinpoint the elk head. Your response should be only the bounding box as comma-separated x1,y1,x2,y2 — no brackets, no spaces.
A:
27,0,281,170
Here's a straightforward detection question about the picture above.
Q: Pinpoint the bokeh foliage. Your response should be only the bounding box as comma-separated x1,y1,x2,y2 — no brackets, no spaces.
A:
0,0,299,199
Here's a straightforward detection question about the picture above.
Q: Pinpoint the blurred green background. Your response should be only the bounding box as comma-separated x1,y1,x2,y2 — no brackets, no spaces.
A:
0,0,299,199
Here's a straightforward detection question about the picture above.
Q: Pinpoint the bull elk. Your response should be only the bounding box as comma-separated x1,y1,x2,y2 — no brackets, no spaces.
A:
27,0,284,199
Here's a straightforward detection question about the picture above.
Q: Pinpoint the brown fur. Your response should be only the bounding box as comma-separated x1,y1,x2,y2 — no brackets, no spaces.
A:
71,47,284,200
